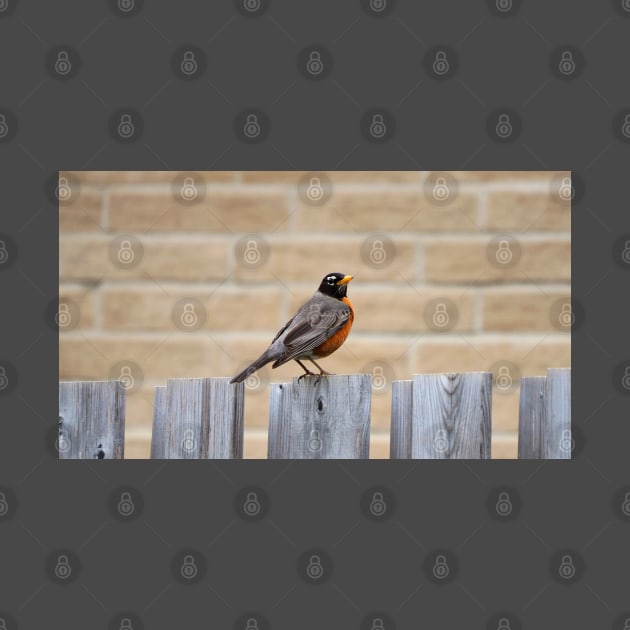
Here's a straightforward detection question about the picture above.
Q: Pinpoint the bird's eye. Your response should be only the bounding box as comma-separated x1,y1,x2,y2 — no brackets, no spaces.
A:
326,276,336,284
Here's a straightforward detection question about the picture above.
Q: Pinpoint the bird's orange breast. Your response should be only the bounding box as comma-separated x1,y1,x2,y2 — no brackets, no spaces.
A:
312,297,354,357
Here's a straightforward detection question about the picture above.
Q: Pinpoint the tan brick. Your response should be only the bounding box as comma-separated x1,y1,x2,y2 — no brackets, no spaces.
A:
492,433,518,459
60,236,228,281
441,171,565,183
60,335,223,381
123,385,158,431
102,286,284,331
59,285,96,330
243,430,268,459
486,192,570,231
425,238,570,283
125,430,151,459
482,288,570,331
296,191,478,233
241,171,422,183
414,337,571,376
59,189,103,232
233,238,417,283
62,171,233,184
370,432,390,459
108,189,288,233
492,390,520,432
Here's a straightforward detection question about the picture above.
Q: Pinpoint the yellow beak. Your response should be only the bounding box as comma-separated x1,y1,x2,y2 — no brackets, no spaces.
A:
337,275,353,285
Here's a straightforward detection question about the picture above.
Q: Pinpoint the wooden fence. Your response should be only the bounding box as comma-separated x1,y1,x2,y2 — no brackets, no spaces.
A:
57,369,571,460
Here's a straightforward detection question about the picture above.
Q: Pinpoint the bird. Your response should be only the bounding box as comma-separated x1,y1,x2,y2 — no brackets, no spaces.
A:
230,272,354,384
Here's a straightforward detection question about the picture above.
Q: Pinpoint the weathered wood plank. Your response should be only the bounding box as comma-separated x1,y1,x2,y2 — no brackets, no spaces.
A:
59,380,125,459
410,372,492,459
268,374,371,459
518,376,546,459
159,378,244,459
543,368,571,459
150,386,167,459
390,380,413,459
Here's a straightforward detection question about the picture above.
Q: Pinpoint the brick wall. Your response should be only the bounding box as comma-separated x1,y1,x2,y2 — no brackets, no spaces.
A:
59,170,571,459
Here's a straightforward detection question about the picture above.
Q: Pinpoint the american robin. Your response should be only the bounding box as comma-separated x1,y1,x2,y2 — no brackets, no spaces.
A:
230,272,354,384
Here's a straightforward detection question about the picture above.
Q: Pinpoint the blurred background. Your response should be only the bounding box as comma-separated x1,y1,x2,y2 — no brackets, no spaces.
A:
58,170,571,458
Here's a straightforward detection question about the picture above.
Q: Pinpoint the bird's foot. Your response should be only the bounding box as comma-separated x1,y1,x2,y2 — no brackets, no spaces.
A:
297,370,318,382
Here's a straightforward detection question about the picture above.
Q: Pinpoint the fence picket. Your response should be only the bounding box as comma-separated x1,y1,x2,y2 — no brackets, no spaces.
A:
58,380,125,459
391,372,492,459
518,376,546,459
543,368,571,459
268,374,371,459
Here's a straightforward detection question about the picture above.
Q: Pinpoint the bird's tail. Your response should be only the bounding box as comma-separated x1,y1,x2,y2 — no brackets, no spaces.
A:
230,350,275,384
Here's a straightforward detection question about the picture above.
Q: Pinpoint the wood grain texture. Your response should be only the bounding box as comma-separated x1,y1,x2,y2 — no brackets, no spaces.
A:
150,386,167,459
409,372,491,459
390,380,413,459
518,376,546,459
268,374,371,459
157,378,244,459
543,367,571,459
59,380,125,459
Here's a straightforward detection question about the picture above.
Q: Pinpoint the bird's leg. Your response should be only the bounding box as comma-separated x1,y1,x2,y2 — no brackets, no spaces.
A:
308,358,335,377
295,359,318,382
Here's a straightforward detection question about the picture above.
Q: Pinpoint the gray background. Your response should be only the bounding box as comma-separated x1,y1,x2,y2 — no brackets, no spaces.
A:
1,0,629,628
